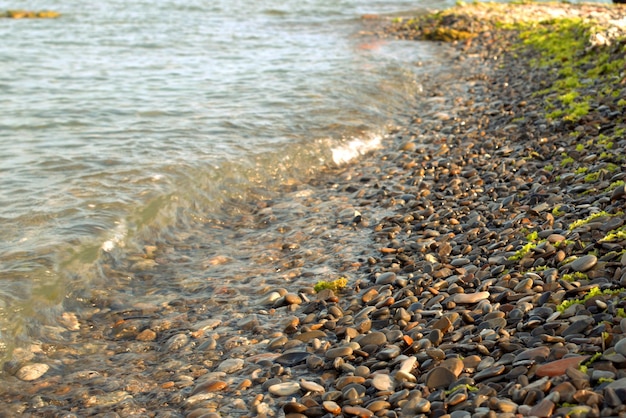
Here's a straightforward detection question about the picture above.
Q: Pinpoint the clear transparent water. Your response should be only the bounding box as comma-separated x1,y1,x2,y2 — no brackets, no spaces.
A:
0,0,457,361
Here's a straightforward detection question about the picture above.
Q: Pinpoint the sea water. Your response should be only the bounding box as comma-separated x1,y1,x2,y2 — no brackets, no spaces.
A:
1,0,466,363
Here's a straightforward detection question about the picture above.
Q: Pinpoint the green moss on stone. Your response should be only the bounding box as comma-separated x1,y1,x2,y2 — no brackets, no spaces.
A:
314,277,348,293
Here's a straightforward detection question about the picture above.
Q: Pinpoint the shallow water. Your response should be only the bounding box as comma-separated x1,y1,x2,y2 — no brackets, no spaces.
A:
0,0,460,364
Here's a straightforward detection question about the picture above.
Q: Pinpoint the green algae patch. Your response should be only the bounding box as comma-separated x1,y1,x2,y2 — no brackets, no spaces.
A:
314,277,348,293
556,287,626,313
569,211,624,231
513,17,626,123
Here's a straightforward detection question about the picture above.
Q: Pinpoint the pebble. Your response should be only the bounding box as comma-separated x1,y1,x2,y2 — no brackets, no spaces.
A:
535,356,588,377
217,358,244,374
453,291,490,304
7,6,626,417
269,382,301,396
371,373,394,391
300,379,325,393
426,366,457,389
325,346,353,359
569,254,598,272
614,337,626,356
357,331,387,346
15,363,49,381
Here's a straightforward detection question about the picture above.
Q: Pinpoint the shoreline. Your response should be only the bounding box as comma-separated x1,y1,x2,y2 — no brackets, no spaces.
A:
2,2,626,416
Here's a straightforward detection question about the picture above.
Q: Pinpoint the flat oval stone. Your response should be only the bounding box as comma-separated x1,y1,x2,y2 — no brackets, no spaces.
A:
367,399,391,412
300,379,325,393
294,330,327,342
614,337,626,357
426,366,456,389
514,346,550,364
269,381,301,396
343,405,374,417
322,400,341,414
275,351,311,367
357,331,387,346
535,355,590,377
325,346,353,359
453,291,490,304
569,255,597,272
217,358,244,374
395,370,417,383
191,380,228,395
440,357,464,377
377,345,401,360
562,317,594,336
371,373,394,391
375,272,396,285
16,363,49,381
474,364,506,382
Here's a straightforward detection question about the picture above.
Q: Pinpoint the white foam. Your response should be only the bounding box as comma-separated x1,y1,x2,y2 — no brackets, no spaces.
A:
101,220,127,252
331,135,383,165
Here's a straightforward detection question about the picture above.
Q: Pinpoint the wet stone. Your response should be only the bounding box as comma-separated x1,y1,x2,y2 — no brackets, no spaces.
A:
375,272,396,285
217,358,244,374
529,398,555,417
269,381,301,396
15,363,49,381
300,379,325,393
322,400,342,415
275,351,311,367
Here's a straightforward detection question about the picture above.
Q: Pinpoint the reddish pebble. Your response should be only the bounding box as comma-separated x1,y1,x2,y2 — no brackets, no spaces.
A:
535,355,590,377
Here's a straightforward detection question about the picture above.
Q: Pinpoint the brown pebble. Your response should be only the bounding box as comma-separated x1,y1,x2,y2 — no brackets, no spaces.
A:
342,405,374,417
191,380,228,395
323,400,342,414
136,329,157,341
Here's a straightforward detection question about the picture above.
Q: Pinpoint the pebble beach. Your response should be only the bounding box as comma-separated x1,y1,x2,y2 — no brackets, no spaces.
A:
2,2,626,417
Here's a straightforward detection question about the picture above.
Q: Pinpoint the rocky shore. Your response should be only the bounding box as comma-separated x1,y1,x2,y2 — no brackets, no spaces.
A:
2,2,626,417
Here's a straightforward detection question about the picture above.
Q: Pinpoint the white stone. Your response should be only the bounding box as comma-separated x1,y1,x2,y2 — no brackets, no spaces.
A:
371,373,395,391
268,381,300,396
16,363,49,381
216,358,244,374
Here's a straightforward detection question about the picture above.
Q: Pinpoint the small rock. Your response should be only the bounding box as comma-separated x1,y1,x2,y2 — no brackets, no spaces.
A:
357,331,387,346
453,291,490,304
371,373,394,391
217,358,244,374
269,381,301,396
300,379,325,393
15,363,49,381
323,400,341,414
325,346,353,359
569,255,597,272
536,356,589,377
614,337,626,357
425,366,456,389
